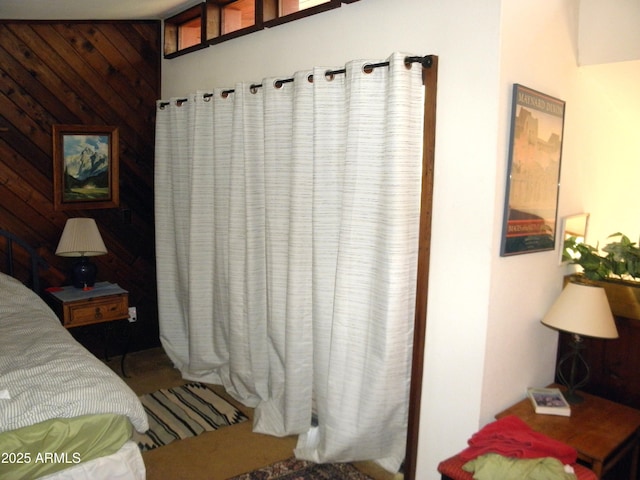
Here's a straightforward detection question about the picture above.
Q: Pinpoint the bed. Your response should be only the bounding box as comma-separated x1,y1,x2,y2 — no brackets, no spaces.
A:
0,230,148,480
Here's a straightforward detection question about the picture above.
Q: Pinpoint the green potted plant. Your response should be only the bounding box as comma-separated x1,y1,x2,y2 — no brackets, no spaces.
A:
564,232,640,282
564,232,640,320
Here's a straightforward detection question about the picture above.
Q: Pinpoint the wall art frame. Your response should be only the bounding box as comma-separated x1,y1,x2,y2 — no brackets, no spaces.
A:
500,84,566,256
52,124,119,211
558,212,590,264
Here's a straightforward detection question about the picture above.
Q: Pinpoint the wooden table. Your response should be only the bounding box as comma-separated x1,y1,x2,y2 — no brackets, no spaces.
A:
496,386,640,479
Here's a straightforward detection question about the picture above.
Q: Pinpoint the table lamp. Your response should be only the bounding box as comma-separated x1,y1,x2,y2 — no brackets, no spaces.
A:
541,281,618,403
55,218,107,289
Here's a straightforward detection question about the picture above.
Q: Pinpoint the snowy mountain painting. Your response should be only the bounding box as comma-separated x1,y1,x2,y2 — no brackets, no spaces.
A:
62,134,111,202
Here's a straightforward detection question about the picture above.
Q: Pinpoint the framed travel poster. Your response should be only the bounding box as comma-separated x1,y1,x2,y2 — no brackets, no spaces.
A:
53,125,119,211
500,84,565,256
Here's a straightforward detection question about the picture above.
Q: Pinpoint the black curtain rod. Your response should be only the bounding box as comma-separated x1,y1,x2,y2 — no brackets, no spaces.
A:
159,55,433,108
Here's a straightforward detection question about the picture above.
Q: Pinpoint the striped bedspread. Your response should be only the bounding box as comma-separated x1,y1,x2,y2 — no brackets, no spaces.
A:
0,273,148,434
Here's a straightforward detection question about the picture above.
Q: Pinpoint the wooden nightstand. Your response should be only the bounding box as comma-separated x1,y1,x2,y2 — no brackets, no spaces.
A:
496,385,640,479
47,282,132,375
48,282,129,327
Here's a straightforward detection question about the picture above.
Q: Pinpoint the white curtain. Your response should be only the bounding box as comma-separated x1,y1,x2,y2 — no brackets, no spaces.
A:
154,52,424,472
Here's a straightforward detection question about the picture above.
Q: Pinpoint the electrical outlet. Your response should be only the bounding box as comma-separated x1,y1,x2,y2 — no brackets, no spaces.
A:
128,306,137,322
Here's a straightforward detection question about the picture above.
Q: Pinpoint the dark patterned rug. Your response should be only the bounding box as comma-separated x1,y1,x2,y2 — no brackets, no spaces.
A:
227,457,374,479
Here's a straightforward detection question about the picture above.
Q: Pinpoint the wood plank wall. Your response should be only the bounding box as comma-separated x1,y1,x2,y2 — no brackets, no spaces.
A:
0,21,161,352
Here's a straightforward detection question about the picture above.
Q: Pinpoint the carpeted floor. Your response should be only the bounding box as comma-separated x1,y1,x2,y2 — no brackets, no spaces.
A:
106,348,400,480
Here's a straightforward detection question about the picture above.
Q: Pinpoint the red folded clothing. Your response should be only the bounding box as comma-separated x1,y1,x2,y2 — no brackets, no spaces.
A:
459,415,577,465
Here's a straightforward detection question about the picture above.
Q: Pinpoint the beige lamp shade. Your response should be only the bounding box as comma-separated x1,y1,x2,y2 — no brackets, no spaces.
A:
542,282,618,339
55,218,107,257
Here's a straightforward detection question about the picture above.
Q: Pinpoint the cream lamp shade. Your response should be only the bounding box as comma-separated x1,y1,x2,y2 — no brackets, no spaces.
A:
55,218,107,257
542,282,618,339
55,218,107,289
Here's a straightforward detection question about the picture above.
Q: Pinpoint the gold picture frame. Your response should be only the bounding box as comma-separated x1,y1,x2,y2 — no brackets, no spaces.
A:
52,125,119,211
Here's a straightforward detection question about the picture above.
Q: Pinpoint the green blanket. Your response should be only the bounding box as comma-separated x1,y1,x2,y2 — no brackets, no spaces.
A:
0,413,132,480
463,453,577,480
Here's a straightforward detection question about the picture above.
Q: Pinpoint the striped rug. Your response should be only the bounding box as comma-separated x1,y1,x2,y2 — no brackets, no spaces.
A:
133,382,248,452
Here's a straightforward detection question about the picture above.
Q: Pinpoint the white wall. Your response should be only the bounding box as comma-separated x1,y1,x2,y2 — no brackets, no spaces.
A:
484,0,640,470
481,0,580,424
572,60,640,245
161,0,638,478
578,0,640,65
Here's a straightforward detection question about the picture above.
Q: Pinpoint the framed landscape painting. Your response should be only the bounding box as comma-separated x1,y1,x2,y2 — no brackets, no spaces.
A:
52,125,119,211
500,84,565,256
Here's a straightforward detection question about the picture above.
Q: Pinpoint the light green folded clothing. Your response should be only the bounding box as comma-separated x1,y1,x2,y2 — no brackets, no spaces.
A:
463,453,577,480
